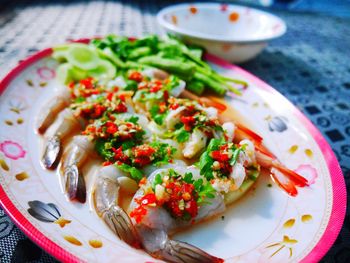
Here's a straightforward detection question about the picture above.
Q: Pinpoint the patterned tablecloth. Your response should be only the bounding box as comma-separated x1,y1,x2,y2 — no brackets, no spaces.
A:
0,1,349,262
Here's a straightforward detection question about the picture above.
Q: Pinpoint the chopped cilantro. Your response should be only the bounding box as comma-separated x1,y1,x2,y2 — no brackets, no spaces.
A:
164,75,180,90
199,139,223,180
134,129,146,141
116,163,143,181
207,138,222,151
148,141,176,166
95,139,115,161
174,127,190,143
125,116,139,124
229,148,242,166
125,79,138,91
193,178,204,191
74,96,86,103
149,105,167,125
174,122,183,129
183,172,194,184
194,179,216,205
121,140,136,150
168,168,178,178
199,150,214,180
154,113,167,126
152,173,163,189
95,95,106,103
213,125,224,132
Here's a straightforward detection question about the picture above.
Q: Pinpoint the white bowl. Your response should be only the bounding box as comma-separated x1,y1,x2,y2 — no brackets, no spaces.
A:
157,3,287,63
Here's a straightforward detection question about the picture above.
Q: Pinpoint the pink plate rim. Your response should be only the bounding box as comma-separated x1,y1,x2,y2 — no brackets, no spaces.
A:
0,41,346,263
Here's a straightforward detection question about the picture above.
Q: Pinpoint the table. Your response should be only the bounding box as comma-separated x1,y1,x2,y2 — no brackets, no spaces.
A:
0,1,349,262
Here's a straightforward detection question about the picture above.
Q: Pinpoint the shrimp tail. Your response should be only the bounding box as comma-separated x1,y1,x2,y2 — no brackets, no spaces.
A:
254,143,276,159
161,239,224,263
41,135,61,169
256,151,308,196
138,227,223,263
270,169,298,197
64,164,86,203
272,161,309,187
103,206,140,248
94,174,140,248
235,123,263,144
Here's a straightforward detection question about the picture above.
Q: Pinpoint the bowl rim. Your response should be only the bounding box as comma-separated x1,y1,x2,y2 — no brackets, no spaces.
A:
157,2,287,43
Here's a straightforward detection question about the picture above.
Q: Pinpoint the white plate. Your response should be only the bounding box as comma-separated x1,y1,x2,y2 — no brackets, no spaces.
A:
0,45,346,263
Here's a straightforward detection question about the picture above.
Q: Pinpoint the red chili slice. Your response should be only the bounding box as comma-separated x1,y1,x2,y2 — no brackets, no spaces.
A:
115,102,127,113
80,77,94,89
106,92,114,101
128,71,143,82
118,94,126,102
170,103,179,110
112,146,129,163
180,116,195,131
185,199,198,218
211,150,230,162
163,90,169,102
134,145,156,157
149,83,162,93
105,121,118,134
91,104,106,118
134,157,152,166
102,161,112,166
68,81,75,89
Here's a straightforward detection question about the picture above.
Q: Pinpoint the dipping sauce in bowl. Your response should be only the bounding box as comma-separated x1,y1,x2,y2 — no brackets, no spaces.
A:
157,3,286,63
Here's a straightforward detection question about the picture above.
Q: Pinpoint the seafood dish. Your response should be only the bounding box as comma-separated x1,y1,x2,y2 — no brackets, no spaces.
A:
37,35,308,263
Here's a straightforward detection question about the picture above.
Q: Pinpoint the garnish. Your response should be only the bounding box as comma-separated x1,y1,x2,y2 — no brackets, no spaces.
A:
149,105,168,125
130,169,215,223
116,163,143,181
200,139,250,179
173,126,190,143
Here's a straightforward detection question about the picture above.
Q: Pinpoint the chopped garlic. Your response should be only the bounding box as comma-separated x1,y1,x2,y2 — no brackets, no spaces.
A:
155,184,166,201
178,199,185,210
212,161,220,170
211,178,231,193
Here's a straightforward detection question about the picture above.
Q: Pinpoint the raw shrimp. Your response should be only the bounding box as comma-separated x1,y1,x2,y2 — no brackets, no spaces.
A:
129,166,225,263
37,63,309,263
39,77,135,169
60,135,94,203
37,87,71,134
41,108,85,169
181,90,309,196
93,164,140,247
